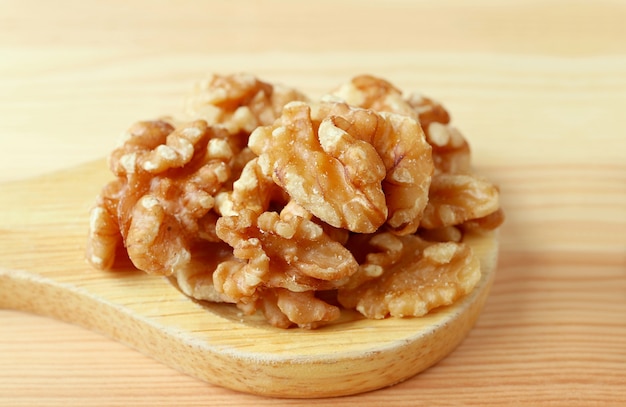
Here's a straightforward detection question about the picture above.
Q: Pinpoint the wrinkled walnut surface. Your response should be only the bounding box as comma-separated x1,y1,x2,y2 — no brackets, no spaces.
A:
87,74,503,329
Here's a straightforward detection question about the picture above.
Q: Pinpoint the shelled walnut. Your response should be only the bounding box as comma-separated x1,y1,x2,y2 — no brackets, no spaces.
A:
87,74,503,328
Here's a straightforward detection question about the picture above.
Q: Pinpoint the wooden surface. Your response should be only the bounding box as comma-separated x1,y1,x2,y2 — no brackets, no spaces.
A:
1,0,625,405
0,159,500,398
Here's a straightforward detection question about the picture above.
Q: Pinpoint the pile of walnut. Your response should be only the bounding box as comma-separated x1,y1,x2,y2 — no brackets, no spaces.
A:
86,74,504,329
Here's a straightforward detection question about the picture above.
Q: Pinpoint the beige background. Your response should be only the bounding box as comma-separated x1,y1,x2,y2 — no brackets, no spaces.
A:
1,1,625,405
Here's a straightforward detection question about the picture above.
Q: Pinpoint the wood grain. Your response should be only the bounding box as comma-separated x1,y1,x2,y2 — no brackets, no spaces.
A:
0,160,499,398
1,0,626,405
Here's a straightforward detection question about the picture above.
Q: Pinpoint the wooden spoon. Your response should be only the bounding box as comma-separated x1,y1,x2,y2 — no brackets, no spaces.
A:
0,160,499,398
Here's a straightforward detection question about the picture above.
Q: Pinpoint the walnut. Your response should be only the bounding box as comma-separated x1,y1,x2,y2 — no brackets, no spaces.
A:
421,173,501,230
260,288,341,329
330,75,464,175
425,122,472,174
338,235,481,319
405,92,451,129
86,179,124,270
109,120,175,177
330,74,450,129
87,119,239,276
185,73,308,135
214,205,358,302
248,101,387,233
249,100,433,235
331,74,417,119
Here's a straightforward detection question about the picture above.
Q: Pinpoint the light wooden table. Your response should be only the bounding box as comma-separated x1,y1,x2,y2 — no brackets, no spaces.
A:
1,1,625,405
